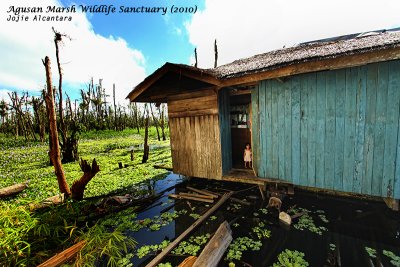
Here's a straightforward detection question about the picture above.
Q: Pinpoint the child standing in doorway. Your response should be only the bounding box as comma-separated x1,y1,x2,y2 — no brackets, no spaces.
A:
244,143,252,168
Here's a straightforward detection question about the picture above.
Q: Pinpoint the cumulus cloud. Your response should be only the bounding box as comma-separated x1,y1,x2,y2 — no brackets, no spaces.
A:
186,0,400,68
0,0,146,104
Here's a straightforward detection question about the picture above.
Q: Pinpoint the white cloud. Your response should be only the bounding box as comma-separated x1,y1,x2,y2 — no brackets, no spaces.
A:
186,0,400,68
0,0,146,104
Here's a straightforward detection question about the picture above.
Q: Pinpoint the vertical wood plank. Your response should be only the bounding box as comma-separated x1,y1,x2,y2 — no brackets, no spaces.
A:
324,71,336,190
265,81,273,177
284,78,292,181
343,67,357,192
259,81,267,177
307,73,317,187
300,74,308,186
384,61,400,198
315,71,326,188
373,62,388,196
334,69,345,191
363,63,378,195
277,80,286,179
354,66,367,194
291,76,301,185
271,80,279,178
251,85,259,176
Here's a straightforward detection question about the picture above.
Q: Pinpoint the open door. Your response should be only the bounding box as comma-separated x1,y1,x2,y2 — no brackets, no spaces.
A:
229,93,252,169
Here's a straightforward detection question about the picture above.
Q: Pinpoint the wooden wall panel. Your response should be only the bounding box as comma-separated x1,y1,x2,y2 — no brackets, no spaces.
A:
168,90,218,118
218,89,232,174
253,60,400,199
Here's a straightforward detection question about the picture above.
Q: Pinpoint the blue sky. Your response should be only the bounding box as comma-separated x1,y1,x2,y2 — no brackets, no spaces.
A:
1,0,399,104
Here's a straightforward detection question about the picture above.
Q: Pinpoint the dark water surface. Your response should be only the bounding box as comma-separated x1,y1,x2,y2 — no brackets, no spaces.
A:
126,173,400,267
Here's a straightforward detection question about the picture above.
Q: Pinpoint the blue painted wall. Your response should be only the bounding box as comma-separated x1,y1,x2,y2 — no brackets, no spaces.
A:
219,88,232,175
252,60,400,199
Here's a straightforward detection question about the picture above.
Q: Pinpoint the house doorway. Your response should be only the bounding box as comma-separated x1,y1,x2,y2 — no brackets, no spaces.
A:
230,92,252,169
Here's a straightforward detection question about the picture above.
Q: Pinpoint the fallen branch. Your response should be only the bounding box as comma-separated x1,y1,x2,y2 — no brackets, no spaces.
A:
29,193,65,210
178,256,197,267
0,181,29,198
146,192,233,267
37,240,86,267
71,158,100,200
202,189,251,206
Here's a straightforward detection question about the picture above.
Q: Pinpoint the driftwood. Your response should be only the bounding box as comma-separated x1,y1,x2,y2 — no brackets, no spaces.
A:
179,192,215,200
178,256,197,267
29,193,65,210
168,194,214,203
146,192,233,267
153,164,173,171
0,181,29,198
37,240,86,267
187,186,218,198
193,221,232,267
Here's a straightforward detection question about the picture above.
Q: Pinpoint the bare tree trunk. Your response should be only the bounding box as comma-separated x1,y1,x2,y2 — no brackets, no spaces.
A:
71,159,100,200
149,103,160,141
113,84,118,131
134,102,140,134
53,28,67,147
214,39,218,68
43,56,71,196
142,104,149,163
159,104,166,141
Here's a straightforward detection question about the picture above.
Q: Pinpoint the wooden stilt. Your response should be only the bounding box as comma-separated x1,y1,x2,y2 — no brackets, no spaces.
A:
258,184,266,200
383,197,399,211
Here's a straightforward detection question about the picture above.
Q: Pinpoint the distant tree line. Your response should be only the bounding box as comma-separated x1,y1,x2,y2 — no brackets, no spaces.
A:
0,88,167,142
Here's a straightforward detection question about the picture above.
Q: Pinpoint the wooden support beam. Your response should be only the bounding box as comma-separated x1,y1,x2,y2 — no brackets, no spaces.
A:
193,221,233,267
37,240,86,267
187,186,218,198
0,181,29,198
258,184,266,200
168,194,214,203
146,192,233,267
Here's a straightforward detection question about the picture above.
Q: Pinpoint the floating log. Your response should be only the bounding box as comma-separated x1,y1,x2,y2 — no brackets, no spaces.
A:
168,194,214,203
153,164,173,171
187,186,218,198
179,192,215,200
29,193,65,210
279,211,292,225
178,256,197,267
193,221,232,267
0,181,29,198
37,240,86,267
146,192,233,267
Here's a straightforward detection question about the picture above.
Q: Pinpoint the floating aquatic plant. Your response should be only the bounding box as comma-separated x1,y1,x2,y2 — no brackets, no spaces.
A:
383,250,400,266
365,247,377,258
272,249,309,267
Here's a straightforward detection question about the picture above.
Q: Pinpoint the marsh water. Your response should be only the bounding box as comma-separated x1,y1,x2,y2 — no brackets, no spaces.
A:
126,173,400,267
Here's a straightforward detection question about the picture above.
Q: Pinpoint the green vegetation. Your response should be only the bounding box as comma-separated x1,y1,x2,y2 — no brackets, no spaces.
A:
288,207,328,235
0,128,171,266
251,222,271,239
383,250,400,266
226,237,263,263
365,247,377,258
272,249,309,267
172,234,211,256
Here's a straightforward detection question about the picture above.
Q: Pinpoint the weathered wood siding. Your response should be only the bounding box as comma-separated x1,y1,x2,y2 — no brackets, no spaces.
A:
218,89,232,174
253,60,400,199
168,90,223,179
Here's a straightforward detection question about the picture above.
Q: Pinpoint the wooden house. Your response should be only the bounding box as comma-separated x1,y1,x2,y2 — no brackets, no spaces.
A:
127,30,400,206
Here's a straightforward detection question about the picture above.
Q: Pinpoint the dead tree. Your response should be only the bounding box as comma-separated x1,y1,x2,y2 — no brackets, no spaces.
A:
194,48,198,68
149,103,160,141
113,84,118,131
0,100,8,133
142,104,149,163
214,39,218,68
159,104,166,141
70,159,100,200
43,56,71,196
